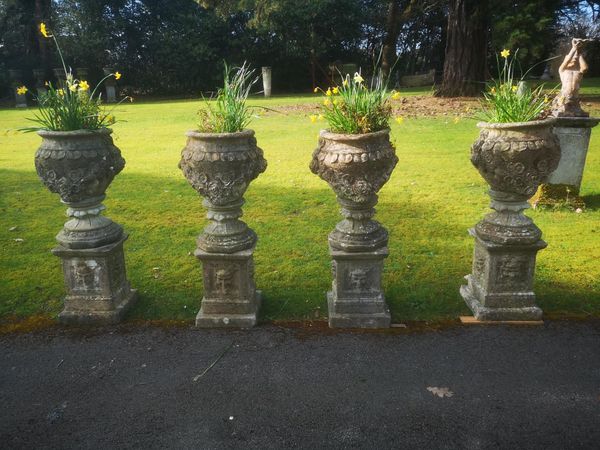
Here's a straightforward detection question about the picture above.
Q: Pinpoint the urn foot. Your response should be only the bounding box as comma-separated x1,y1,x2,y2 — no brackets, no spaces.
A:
52,235,137,325
327,247,391,328
194,247,261,328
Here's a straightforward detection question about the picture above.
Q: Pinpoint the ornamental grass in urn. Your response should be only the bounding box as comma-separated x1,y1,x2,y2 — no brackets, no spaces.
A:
461,49,561,321
179,63,267,328
23,23,135,324
309,70,400,328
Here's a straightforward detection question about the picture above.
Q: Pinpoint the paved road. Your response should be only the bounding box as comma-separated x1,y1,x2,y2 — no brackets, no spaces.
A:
1,320,599,449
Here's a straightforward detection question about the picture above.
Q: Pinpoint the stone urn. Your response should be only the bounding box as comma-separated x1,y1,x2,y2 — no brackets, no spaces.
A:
310,128,398,328
179,130,267,327
34,129,136,324
461,119,561,321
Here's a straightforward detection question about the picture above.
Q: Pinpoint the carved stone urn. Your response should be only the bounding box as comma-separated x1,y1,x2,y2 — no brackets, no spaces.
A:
179,130,267,328
35,129,136,324
461,119,561,321
310,129,398,328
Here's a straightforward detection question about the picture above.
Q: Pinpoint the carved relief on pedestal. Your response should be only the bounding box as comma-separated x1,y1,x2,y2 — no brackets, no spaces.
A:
348,268,371,292
71,260,101,292
496,256,528,290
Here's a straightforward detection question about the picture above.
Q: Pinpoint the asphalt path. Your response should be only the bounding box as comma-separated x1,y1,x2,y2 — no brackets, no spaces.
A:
1,320,599,449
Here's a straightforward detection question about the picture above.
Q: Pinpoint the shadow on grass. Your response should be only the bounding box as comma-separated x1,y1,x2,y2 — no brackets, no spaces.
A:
1,169,599,323
582,193,600,210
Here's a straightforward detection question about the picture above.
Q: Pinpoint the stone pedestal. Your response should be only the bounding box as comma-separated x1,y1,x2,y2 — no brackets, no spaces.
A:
328,247,391,328
460,230,545,321
194,247,261,328
52,235,137,324
261,66,272,97
9,69,27,108
533,117,599,208
33,69,47,98
103,67,117,103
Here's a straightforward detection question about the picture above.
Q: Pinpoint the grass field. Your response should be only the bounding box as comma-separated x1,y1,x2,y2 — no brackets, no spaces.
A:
1,86,599,324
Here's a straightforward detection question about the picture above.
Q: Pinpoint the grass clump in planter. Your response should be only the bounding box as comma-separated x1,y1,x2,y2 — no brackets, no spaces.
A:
197,63,259,133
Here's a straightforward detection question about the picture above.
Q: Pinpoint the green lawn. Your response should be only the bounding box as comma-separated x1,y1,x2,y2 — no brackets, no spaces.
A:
1,92,599,324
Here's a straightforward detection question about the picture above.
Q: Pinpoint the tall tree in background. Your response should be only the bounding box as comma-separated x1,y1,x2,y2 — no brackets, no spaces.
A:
435,0,489,97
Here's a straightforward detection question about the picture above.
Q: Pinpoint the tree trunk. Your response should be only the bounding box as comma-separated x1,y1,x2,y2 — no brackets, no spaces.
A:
435,0,489,97
33,0,51,70
381,0,400,78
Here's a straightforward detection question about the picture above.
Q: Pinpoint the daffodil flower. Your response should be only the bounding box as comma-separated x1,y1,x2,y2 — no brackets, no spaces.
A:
44,81,49,87
79,80,90,91
342,79,349,87
69,84,78,92
313,87,319,93
16,86,28,95
57,88,65,96
490,87,496,94
326,88,332,96
395,116,404,125
391,91,401,100
453,117,460,124
323,98,331,107
114,71,122,80
332,86,339,95
353,72,364,84
511,85,518,92
309,114,317,123
500,49,510,58
40,23,51,38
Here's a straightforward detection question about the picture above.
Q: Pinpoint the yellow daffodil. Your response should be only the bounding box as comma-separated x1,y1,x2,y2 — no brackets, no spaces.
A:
78,80,90,91
490,87,496,94
500,49,510,59
313,87,319,93
353,72,364,84
317,114,323,120
114,71,122,80
40,23,51,38
332,86,339,95
323,98,331,107
453,117,460,124
106,115,115,123
44,81,49,87
391,90,401,100
544,95,549,104
309,114,317,123
57,88,65,96
342,79,349,87
512,85,518,92
69,84,78,92
16,86,28,95
326,88,332,96
395,116,404,125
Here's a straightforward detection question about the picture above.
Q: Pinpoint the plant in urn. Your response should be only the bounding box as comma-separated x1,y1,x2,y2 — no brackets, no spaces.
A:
25,23,136,324
461,49,560,321
309,72,400,328
179,63,267,328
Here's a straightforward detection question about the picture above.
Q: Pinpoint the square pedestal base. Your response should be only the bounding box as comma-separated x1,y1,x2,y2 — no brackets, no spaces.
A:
327,247,391,329
52,236,137,325
194,247,261,328
460,233,545,322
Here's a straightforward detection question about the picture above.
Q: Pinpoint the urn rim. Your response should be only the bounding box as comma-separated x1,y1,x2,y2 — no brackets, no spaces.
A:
185,129,255,139
37,128,113,138
476,118,556,130
319,128,390,141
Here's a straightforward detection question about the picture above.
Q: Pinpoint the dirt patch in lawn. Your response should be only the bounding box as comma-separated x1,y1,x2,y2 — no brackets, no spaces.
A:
265,95,600,119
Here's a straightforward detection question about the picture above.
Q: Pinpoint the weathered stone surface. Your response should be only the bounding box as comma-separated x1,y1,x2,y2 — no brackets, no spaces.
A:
35,129,125,249
310,129,397,328
179,129,266,328
179,130,267,254
552,38,592,118
194,248,261,328
328,247,391,328
52,235,137,324
462,120,559,321
534,117,599,207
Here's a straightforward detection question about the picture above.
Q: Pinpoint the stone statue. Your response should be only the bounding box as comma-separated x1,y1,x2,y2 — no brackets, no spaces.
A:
552,38,593,117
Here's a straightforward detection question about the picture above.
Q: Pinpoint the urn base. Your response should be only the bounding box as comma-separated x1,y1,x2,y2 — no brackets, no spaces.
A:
194,247,261,328
460,278,542,321
460,233,546,321
52,235,137,325
327,247,391,328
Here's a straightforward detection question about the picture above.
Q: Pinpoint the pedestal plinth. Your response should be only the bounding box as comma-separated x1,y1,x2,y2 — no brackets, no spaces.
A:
194,247,261,328
327,247,391,328
52,235,137,324
460,230,545,321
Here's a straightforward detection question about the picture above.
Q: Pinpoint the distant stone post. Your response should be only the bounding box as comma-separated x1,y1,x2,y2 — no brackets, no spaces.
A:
53,68,66,87
33,69,47,97
103,67,117,103
9,69,27,108
262,67,272,97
